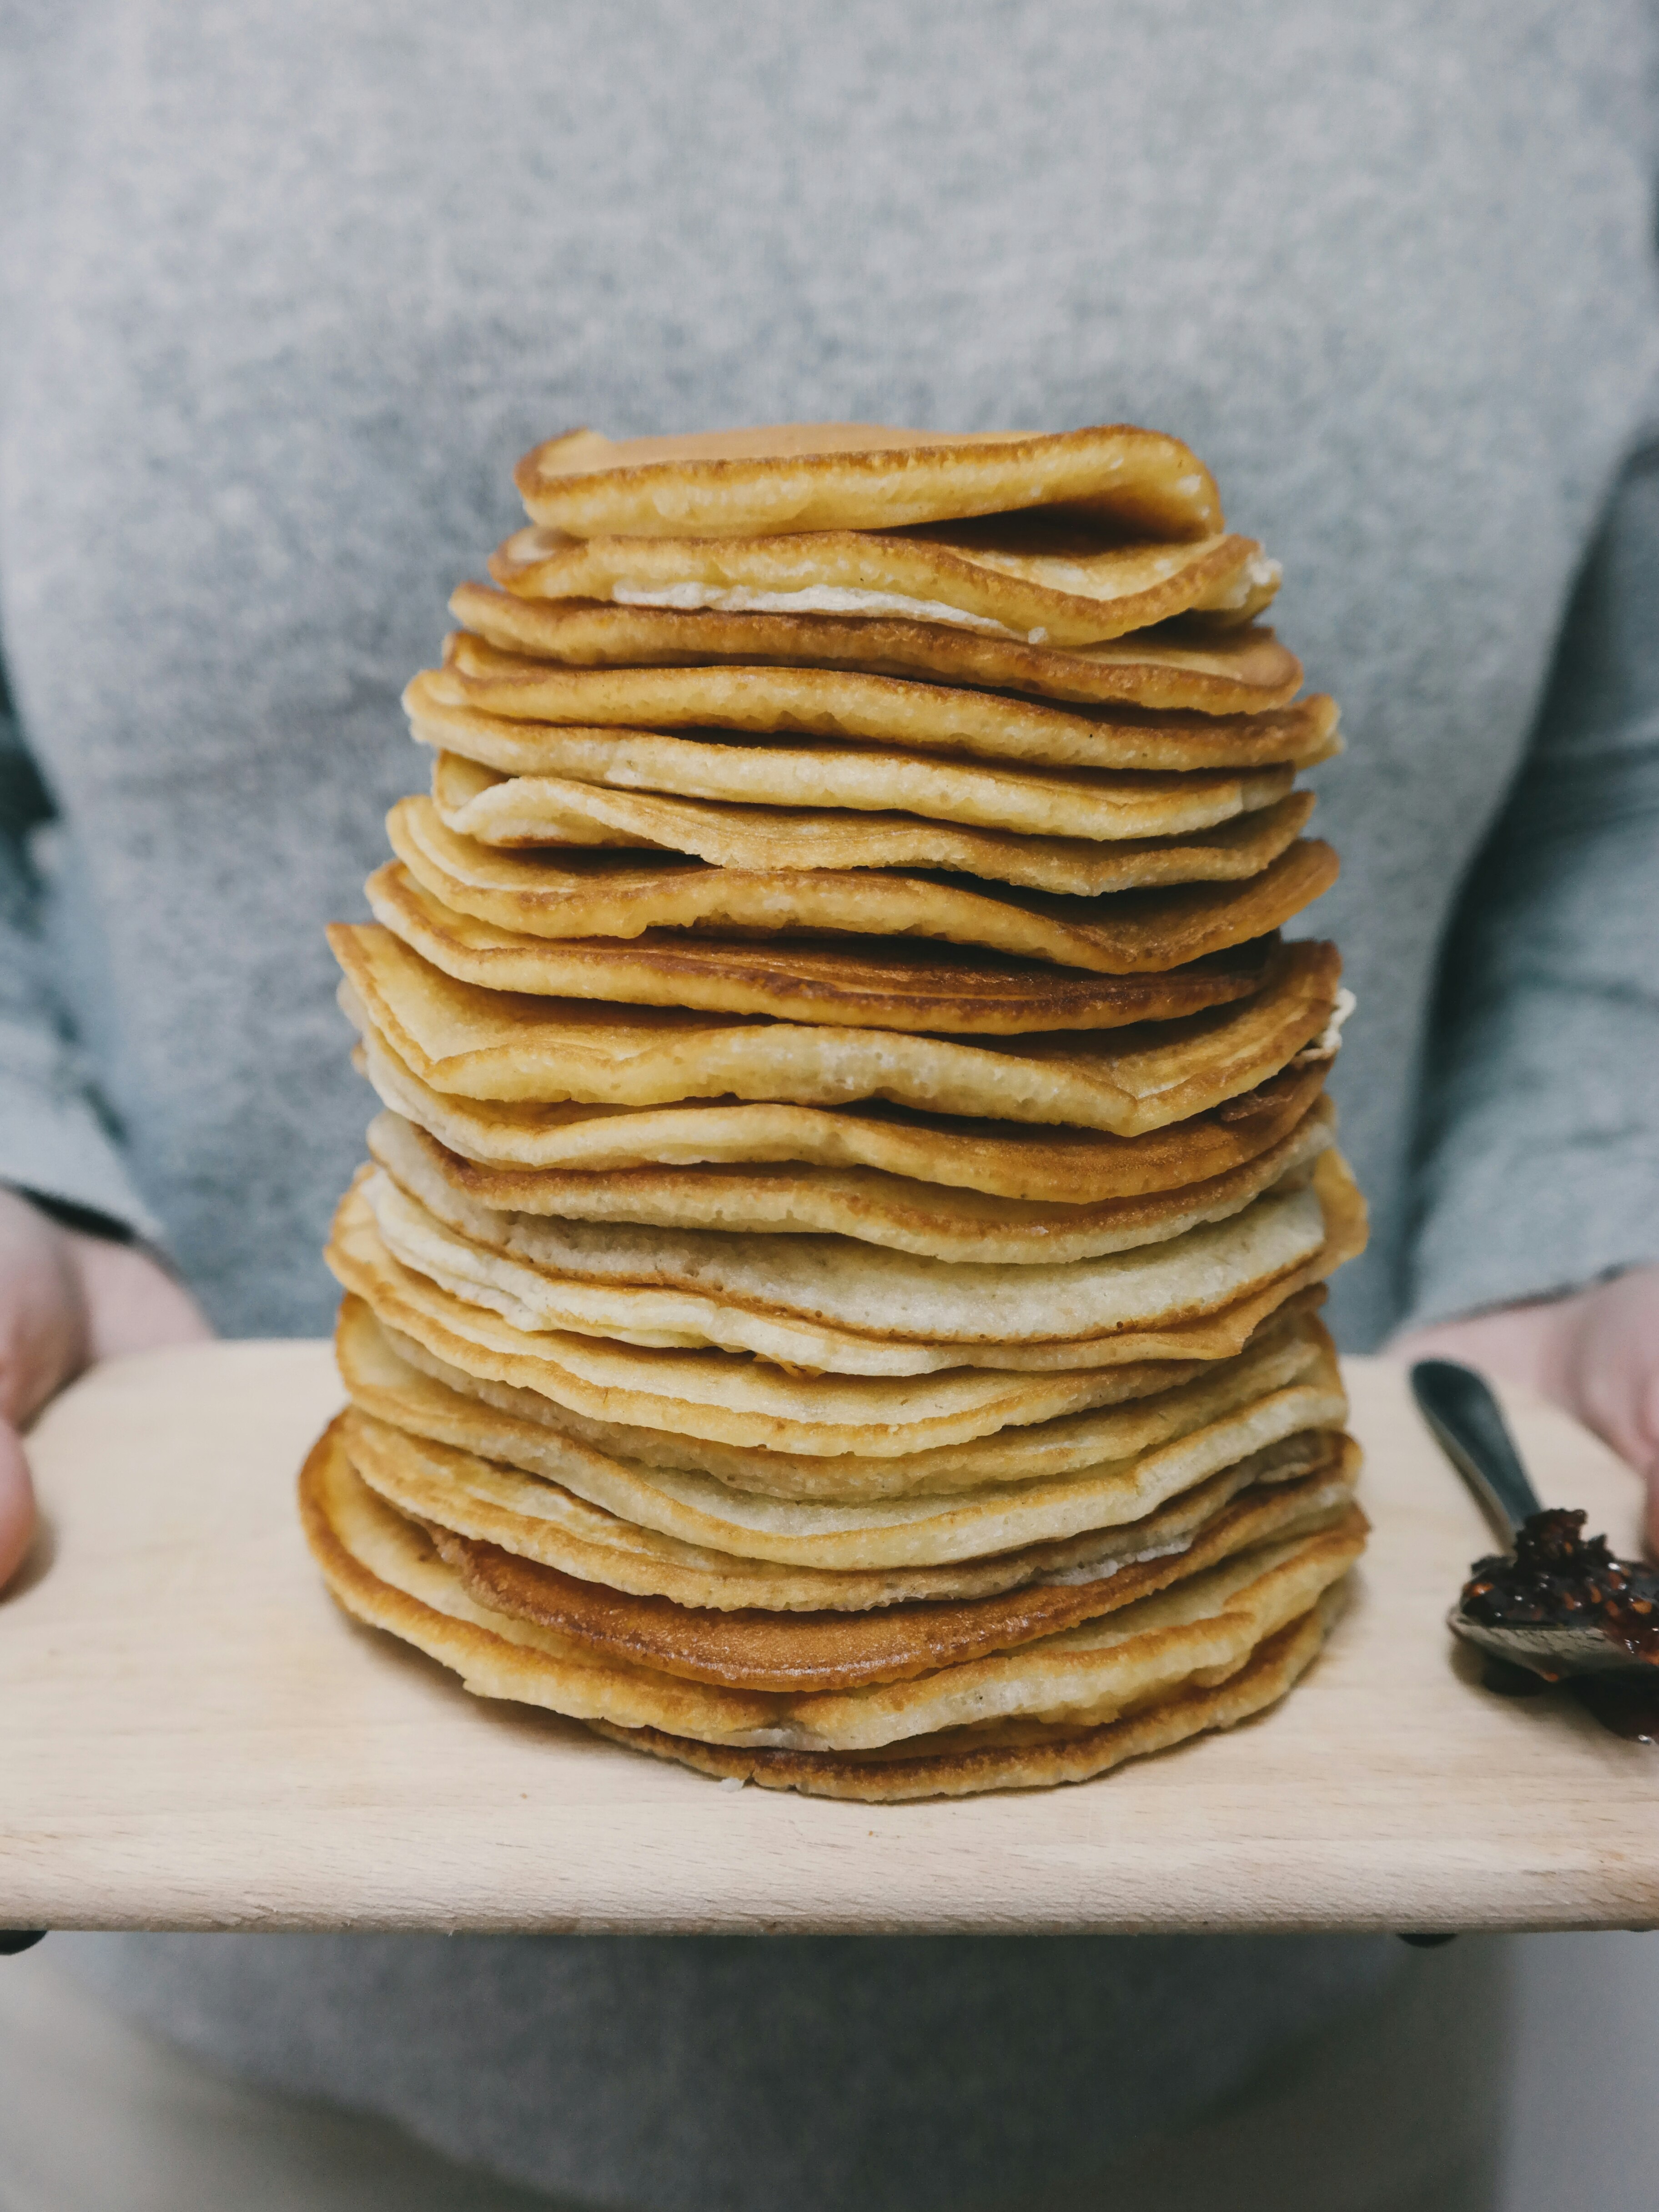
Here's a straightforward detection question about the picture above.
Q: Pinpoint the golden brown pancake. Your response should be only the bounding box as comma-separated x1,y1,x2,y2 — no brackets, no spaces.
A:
386,793,1337,975
323,1155,1367,1455
406,680,1323,827
427,1452,1358,1689
429,753,1317,899
357,1155,1338,1370
588,1595,1341,1801
430,638,1340,774
301,1421,1362,1758
451,588,1302,715
366,859,1295,1035
332,922,1340,1132
351,1011,1331,1200
489,521,1279,647
342,1325,1347,1607
365,1095,1335,1266
512,422,1224,541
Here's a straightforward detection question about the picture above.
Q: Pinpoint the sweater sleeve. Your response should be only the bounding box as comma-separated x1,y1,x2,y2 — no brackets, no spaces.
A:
0,663,162,1243
1404,422,1659,1325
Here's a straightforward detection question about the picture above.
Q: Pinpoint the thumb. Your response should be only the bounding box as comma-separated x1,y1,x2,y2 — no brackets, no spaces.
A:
0,1418,37,1592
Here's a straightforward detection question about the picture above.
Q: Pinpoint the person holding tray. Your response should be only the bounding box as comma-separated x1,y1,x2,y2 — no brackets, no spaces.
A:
0,7,1655,2208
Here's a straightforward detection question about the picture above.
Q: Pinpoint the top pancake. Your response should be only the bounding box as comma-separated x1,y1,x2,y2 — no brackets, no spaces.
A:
451,591,1302,715
513,422,1223,541
421,647,1340,774
489,521,1279,649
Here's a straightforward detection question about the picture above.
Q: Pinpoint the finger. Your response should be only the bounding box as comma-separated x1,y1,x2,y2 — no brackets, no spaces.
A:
0,1419,37,1592
66,1237,212,1364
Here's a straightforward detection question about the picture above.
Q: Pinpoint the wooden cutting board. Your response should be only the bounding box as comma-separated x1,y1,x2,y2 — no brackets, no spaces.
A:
3,1342,1655,1936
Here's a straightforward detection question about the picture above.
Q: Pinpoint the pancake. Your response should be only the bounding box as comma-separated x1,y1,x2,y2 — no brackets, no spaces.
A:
588,1597,1340,1800
512,422,1224,541
302,1422,1361,1751
359,1157,1336,1369
365,1096,1336,1265
362,1397,1352,1624
428,755,1317,899
341,1291,1341,1523
323,1156,1366,1453
366,859,1293,1035
489,520,1279,648
407,683,1320,832
430,640,1342,774
387,794,1337,973
352,1016,1331,1200
452,588,1302,715
427,1456,1357,1689
332,923,1340,1132
334,1238,1353,1566
337,1291,1333,1501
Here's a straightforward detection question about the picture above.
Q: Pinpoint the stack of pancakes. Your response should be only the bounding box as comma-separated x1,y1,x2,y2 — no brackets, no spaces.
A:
301,423,1369,1801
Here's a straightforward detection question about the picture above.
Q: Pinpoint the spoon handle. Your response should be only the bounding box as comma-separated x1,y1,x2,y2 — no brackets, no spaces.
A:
1409,1360,1543,1542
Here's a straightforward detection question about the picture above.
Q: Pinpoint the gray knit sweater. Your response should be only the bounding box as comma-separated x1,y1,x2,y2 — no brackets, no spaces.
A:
3,5,1657,2206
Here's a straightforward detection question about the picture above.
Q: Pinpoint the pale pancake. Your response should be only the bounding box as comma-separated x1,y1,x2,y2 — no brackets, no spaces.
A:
407,683,1318,832
490,522,1278,648
512,422,1223,541
452,589,1302,716
428,642,1342,774
341,1294,1332,1503
333,1249,1349,1558
429,754,1317,899
433,1461,1358,1688
326,1165,1366,1456
331,923,1340,1133
366,860,1292,1035
302,1425,1361,1752
359,1158,1335,1369
345,1404,1352,1617
341,1316,1351,1610
367,1096,1335,1265
340,1311,1338,1609
590,1598,1338,1800
387,794,1337,975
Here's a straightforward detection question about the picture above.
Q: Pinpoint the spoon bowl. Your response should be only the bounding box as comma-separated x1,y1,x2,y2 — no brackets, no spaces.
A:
1411,1360,1659,1684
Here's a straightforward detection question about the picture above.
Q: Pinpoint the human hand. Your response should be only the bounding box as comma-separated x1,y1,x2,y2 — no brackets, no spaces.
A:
0,1188,211,1590
1392,1265,1659,1548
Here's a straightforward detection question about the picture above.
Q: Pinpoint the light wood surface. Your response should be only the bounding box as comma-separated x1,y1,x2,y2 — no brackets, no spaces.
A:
2,1342,1655,1936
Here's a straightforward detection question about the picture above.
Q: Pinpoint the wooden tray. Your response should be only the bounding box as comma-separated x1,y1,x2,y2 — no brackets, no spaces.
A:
3,1343,1655,1936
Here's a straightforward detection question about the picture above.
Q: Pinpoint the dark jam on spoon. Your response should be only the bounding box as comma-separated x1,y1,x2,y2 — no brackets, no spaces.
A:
1461,1509,1659,1665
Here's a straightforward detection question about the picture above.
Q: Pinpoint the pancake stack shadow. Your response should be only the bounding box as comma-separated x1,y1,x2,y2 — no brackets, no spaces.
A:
302,422,1370,1801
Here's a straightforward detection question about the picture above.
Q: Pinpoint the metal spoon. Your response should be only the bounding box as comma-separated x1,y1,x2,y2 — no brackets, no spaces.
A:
1410,1359,1646,1678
